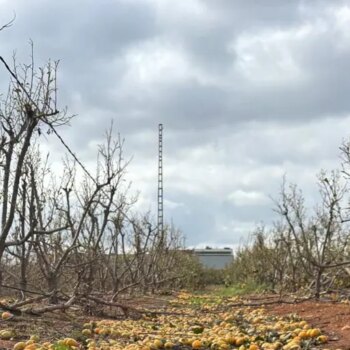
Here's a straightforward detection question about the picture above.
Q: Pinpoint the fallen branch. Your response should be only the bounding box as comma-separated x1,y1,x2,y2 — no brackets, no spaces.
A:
23,295,76,315
12,294,51,308
82,294,141,316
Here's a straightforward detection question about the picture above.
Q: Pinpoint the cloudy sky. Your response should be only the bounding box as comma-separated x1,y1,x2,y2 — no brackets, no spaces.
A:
1,0,350,247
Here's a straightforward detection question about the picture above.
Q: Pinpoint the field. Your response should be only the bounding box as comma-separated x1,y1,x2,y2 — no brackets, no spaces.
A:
0,291,348,350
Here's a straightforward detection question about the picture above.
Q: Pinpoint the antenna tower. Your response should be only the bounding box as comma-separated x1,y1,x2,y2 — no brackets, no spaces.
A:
157,124,164,239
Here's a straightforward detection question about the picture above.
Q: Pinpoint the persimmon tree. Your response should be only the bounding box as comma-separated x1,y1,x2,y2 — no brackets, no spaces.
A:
0,54,71,289
0,42,196,314
274,172,350,297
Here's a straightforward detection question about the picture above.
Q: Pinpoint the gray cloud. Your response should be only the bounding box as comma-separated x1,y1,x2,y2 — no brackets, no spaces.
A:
1,0,350,246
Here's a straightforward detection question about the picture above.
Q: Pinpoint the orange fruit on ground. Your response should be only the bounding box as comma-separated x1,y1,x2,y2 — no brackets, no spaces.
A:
0,330,13,340
64,338,79,347
30,336,39,343
13,342,26,350
1,312,12,320
249,344,259,350
192,340,202,349
298,330,308,339
82,329,92,336
224,335,235,345
317,335,328,343
153,339,163,349
219,342,229,350
24,345,36,350
309,328,321,338
235,337,245,346
292,336,301,344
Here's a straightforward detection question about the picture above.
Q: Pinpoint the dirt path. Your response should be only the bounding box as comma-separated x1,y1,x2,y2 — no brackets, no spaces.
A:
0,293,349,349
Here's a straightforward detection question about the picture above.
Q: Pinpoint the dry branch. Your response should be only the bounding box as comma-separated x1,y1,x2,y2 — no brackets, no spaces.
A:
0,15,15,32
23,295,76,315
82,294,142,316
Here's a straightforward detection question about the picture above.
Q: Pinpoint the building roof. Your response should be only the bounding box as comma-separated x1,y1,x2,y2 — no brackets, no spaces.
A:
193,248,233,255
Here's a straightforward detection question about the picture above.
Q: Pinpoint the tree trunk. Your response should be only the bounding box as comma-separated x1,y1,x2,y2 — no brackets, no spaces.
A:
0,268,3,295
47,273,59,304
19,260,27,296
315,268,324,299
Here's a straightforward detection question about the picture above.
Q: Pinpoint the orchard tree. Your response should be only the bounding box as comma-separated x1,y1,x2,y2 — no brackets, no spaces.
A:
274,172,350,297
0,54,71,288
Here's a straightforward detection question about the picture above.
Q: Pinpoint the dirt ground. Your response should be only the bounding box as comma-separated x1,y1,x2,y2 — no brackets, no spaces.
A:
266,300,350,349
0,295,349,349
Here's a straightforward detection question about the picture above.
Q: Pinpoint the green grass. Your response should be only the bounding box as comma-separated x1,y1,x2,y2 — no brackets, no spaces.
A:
51,344,71,350
209,281,267,297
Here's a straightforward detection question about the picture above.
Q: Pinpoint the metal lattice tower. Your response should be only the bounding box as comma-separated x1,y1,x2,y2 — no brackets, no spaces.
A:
157,124,164,238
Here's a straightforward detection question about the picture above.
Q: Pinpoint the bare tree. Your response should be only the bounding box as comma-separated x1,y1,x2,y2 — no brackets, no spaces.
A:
0,47,195,315
273,172,349,297
0,53,71,289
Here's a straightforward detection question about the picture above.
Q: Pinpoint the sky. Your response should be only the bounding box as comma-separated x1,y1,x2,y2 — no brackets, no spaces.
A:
1,0,350,247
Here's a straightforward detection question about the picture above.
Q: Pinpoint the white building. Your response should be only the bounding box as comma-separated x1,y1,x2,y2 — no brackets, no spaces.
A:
193,247,233,269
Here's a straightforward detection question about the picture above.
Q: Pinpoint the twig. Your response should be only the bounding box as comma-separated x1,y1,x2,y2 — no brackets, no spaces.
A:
0,14,16,32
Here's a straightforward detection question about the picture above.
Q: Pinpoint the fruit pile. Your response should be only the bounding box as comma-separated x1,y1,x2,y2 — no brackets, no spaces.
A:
0,293,333,350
